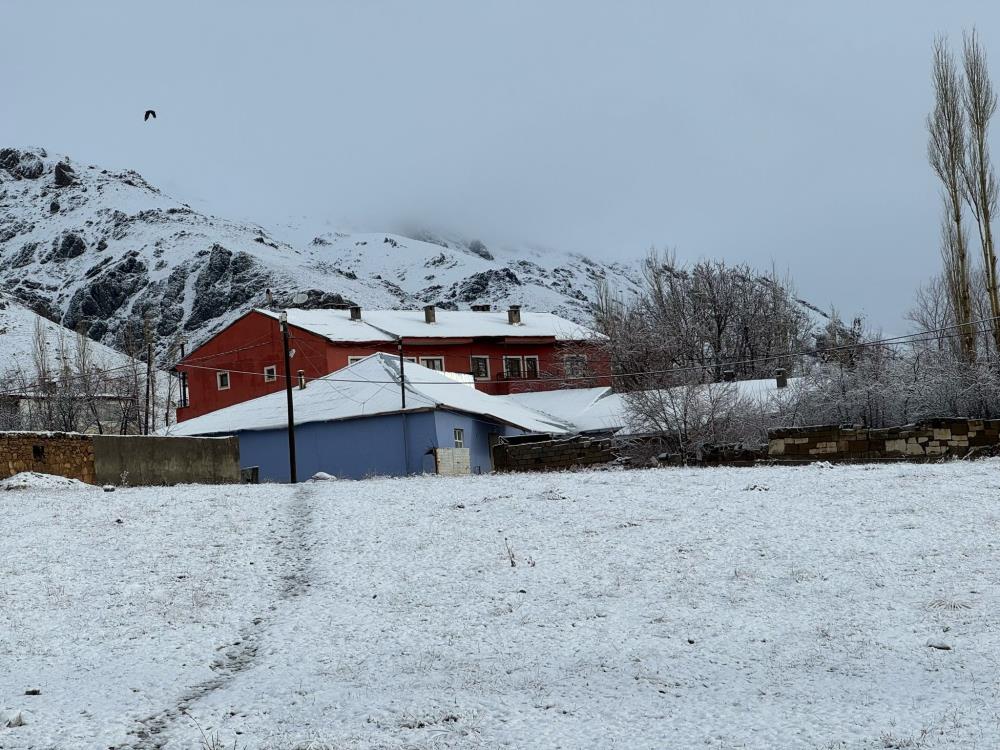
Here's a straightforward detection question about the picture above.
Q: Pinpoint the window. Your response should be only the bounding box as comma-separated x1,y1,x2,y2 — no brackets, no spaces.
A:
403,356,417,363
263,365,277,383
503,356,523,378
564,354,588,378
420,357,445,371
470,356,490,380
524,356,539,379
348,356,366,365
217,371,231,390
453,428,465,448
32,445,45,461
297,370,306,389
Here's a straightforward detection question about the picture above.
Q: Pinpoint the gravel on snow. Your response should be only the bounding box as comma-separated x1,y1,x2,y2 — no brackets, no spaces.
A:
2,462,1000,749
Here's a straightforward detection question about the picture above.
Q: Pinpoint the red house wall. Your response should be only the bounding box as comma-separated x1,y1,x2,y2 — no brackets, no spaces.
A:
176,311,611,421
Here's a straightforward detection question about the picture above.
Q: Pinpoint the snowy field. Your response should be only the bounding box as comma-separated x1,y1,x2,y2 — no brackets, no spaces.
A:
2,462,1000,749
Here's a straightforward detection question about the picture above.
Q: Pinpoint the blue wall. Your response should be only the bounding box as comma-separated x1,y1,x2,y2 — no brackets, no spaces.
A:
432,411,526,475
235,411,437,482
230,408,532,482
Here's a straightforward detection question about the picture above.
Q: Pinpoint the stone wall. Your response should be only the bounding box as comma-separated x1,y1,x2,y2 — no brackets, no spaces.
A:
768,419,1000,462
493,435,617,472
0,432,96,483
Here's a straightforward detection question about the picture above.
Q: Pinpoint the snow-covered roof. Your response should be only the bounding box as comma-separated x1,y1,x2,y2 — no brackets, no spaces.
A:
255,307,602,343
502,387,624,433
165,354,571,436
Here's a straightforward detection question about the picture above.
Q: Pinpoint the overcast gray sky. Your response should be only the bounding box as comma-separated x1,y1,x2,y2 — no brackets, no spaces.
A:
4,0,1000,327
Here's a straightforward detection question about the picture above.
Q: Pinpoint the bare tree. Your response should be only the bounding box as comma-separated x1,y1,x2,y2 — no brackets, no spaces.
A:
929,36,977,362
596,249,812,391
961,29,1000,355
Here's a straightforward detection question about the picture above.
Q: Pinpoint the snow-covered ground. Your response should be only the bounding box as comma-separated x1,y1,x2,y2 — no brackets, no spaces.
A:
2,462,1000,749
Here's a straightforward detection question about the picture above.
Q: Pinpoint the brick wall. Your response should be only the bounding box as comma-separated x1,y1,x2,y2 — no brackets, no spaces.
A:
0,432,96,483
769,419,1000,462
493,435,617,472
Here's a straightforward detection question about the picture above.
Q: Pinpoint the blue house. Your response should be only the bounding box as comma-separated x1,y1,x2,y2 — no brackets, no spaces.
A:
166,353,569,481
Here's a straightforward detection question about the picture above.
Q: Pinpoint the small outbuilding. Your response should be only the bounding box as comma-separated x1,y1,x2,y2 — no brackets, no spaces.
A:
165,354,569,481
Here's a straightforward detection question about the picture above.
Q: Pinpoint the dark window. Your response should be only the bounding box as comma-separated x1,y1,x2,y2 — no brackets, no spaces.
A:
503,357,523,378
32,445,45,461
525,356,539,379
263,365,277,383
470,356,489,379
564,354,588,378
421,357,445,371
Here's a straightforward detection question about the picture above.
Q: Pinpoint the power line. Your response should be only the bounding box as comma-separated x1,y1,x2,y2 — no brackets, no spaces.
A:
4,313,999,400
168,314,1000,388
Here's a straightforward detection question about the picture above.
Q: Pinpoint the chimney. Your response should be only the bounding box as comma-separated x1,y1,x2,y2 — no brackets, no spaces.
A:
775,368,788,389
423,304,436,324
471,304,491,312
507,305,522,325
349,305,362,321
722,369,736,382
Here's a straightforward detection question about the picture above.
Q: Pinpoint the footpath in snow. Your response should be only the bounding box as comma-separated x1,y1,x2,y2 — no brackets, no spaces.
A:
2,462,999,749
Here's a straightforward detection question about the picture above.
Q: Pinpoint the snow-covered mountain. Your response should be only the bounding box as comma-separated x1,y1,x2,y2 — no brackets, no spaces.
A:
0,293,138,373
0,147,641,359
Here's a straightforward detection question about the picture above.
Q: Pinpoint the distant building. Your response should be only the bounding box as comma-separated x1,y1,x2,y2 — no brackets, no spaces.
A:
175,305,608,421
166,354,570,481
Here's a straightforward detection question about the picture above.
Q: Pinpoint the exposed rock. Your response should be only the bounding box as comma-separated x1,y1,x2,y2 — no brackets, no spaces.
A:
467,239,493,260
185,244,272,331
63,252,149,337
46,232,87,262
450,268,522,303
54,161,76,187
10,242,38,268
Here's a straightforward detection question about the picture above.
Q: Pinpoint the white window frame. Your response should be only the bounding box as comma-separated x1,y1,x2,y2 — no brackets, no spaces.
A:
420,356,445,371
263,365,277,383
503,356,523,378
347,356,366,365
454,427,465,448
470,355,490,380
216,371,231,391
403,356,417,363
524,356,540,379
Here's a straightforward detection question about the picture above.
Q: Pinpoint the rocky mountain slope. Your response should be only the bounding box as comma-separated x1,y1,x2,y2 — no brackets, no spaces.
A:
0,147,641,360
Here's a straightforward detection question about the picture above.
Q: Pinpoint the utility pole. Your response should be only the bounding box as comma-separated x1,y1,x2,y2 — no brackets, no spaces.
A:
143,315,152,435
280,311,298,483
397,338,406,409
398,337,409,474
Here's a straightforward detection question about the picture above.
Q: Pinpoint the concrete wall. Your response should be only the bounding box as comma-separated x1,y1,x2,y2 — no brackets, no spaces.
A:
768,419,1000,462
92,435,240,485
0,432,95,482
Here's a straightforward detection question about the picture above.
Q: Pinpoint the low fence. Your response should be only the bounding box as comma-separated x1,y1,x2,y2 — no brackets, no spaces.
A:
493,434,617,472
768,419,1000,462
0,432,240,485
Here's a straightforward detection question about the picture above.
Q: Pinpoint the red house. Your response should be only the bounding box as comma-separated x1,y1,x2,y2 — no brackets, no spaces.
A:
175,304,609,422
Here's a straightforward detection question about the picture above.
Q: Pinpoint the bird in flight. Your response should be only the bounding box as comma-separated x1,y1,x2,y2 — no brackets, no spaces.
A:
144,110,156,122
